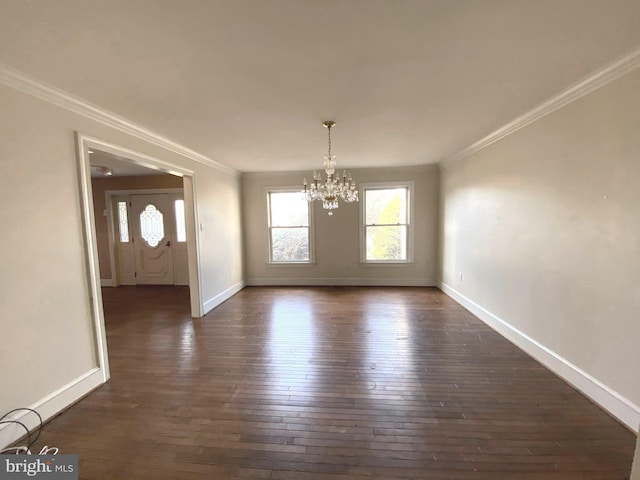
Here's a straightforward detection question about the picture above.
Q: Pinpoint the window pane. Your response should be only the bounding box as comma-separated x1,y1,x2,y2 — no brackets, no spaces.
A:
366,225,407,261
117,201,129,243
140,204,164,248
271,228,309,262
174,199,186,242
270,192,308,226
365,188,407,225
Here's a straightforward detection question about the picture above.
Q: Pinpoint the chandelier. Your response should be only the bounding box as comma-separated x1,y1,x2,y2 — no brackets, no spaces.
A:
303,121,358,215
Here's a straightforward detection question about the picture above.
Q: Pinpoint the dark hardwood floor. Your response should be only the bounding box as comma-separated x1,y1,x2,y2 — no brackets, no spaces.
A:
37,286,634,479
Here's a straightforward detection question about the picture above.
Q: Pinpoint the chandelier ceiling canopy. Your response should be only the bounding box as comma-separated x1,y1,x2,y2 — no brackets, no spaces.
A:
303,121,358,215
92,165,114,177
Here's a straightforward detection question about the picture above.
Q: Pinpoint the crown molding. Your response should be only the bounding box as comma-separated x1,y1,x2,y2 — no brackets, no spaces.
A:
242,170,309,178
0,63,239,177
440,46,640,169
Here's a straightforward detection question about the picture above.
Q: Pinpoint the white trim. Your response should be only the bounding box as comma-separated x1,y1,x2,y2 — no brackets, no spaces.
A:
0,368,103,449
202,281,245,315
75,133,205,403
265,187,315,265
242,171,309,178
247,277,436,287
0,62,238,177
100,278,113,287
83,137,196,178
183,176,204,317
77,134,202,315
75,134,110,383
440,46,640,169
439,281,640,433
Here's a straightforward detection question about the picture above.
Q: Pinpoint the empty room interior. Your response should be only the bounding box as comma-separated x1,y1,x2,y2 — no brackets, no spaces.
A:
1,1,639,478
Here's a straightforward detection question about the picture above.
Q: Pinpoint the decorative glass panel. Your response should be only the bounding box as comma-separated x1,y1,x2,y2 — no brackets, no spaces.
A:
117,201,130,243
174,199,186,242
139,204,164,247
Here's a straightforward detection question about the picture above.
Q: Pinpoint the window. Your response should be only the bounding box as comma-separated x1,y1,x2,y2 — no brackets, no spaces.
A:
268,190,312,263
139,204,164,248
117,201,130,243
361,182,413,263
174,199,186,242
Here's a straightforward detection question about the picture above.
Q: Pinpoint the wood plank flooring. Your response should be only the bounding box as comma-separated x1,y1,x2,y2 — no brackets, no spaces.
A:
37,286,635,479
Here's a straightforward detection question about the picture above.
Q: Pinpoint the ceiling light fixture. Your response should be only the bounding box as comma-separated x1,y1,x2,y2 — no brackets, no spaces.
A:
92,165,113,177
303,121,358,215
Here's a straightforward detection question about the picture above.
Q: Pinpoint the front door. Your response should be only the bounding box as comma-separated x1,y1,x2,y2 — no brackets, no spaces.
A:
130,194,175,285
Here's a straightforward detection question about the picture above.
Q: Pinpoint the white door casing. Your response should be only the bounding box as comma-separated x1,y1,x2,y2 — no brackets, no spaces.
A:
76,133,205,393
131,193,175,285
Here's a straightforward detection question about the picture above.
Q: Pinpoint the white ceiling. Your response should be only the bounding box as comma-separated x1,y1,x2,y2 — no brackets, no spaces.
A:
1,0,639,173
89,149,166,177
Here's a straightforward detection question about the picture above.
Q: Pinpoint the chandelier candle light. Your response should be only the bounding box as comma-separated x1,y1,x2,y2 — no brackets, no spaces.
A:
303,121,358,215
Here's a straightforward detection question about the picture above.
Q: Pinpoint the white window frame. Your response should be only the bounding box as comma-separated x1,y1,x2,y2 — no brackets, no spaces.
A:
266,187,315,264
359,181,414,264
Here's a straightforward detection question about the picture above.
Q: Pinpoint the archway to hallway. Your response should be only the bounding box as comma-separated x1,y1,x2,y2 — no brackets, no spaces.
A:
76,134,202,382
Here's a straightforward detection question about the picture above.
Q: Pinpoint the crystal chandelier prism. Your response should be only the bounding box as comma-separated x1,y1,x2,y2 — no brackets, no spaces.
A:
303,121,358,215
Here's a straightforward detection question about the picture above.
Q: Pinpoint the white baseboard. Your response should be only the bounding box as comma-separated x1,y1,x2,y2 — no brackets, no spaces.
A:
0,368,105,449
100,278,113,287
439,281,640,433
246,277,437,287
202,280,245,315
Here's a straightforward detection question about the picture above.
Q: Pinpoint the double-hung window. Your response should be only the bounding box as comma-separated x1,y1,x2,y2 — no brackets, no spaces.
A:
361,182,413,263
268,190,313,263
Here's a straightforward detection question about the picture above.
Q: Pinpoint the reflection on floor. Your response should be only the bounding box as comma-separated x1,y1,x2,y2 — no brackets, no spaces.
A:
39,286,635,479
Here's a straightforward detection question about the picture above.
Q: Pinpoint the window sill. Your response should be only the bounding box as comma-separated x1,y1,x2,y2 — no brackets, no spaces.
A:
267,262,316,267
360,261,414,267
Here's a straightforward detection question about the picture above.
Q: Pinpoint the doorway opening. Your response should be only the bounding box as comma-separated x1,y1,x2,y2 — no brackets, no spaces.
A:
76,133,203,382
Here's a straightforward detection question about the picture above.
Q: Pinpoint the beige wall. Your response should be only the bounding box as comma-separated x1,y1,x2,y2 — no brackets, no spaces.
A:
0,84,243,428
0,88,96,415
439,70,640,426
242,165,439,285
91,174,184,279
